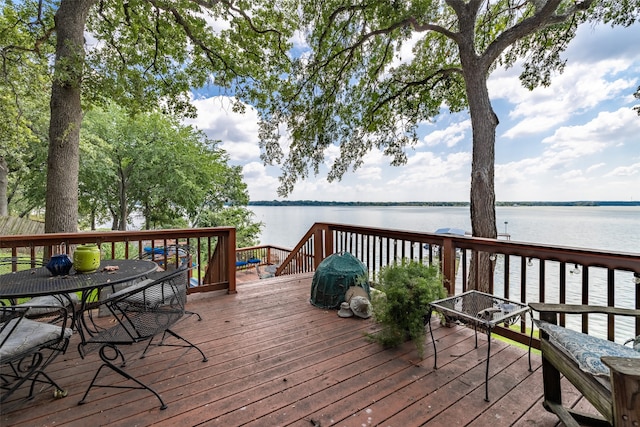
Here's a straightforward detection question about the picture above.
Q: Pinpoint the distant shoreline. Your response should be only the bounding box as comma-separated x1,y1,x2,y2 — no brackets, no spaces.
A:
249,200,639,207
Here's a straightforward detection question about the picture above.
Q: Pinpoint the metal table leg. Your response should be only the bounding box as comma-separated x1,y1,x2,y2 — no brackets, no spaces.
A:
485,326,492,401
428,307,438,369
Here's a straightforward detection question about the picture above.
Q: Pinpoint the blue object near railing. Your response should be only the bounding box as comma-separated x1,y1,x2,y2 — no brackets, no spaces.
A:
144,247,167,254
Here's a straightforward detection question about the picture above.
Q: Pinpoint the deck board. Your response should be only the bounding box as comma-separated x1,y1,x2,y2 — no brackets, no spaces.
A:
2,272,598,426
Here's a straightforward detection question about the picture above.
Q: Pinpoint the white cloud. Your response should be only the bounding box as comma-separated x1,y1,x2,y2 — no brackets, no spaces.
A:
323,144,341,165
586,163,606,173
242,162,280,200
353,166,383,181
398,151,471,186
185,96,261,162
495,107,640,200
492,60,638,139
498,107,640,179
422,120,471,148
541,108,640,157
290,29,308,50
558,169,587,182
605,163,640,178
389,32,423,69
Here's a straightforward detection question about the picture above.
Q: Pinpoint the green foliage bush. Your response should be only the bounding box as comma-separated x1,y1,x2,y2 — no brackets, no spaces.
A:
368,259,446,359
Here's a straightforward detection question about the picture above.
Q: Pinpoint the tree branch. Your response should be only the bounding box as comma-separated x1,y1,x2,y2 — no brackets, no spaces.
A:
483,0,595,67
190,0,291,60
370,67,462,118
406,16,459,42
146,0,241,78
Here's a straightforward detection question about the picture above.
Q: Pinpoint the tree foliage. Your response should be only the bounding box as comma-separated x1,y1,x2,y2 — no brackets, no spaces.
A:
80,104,254,233
258,0,638,195
254,0,640,290
0,0,295,232
0,3,53,216
195,206,263,248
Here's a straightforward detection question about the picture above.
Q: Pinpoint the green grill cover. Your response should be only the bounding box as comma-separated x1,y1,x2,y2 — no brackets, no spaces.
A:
310,252,369,309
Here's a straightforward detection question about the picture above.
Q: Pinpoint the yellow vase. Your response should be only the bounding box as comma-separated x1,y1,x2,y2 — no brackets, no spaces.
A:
73,244,101,273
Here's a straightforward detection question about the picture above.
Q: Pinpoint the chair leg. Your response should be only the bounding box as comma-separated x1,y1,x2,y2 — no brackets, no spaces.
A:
185,310,202,321
1,344,68,406
79,344,167,410
138,328,208,362
1,359,42,404
541,356,610,427
164,329,208,362
541,355,563,409
27,370,67,400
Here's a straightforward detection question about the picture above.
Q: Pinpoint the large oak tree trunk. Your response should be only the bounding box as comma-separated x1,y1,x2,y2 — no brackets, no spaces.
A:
45,0,96,233
459,43,498,293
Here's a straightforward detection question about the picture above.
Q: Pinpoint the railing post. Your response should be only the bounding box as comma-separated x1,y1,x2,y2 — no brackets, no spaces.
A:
228,229,237,294
315,224,331,269
442,237,456,295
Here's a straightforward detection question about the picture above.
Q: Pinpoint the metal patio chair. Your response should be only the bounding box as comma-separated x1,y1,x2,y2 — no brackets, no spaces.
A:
77,266,207,409
0,304,73,410
124,244,202,321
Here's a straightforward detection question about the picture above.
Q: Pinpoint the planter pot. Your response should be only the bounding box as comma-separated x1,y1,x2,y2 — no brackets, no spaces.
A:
73,244,101,273
46,254,73,276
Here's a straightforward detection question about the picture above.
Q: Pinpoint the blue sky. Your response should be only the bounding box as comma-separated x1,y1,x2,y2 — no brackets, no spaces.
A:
185,22,640,203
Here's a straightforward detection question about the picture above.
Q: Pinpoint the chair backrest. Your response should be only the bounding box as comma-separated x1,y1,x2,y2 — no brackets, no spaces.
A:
128,245,193,288
90,266,190,344
116,266,189,307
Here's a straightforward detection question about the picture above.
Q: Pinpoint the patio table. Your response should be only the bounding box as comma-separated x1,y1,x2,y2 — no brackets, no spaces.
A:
0,259,157,344
427,290,533,401
0,259,157,298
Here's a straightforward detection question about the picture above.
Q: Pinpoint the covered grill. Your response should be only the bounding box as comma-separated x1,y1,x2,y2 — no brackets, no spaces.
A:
310,252,369,309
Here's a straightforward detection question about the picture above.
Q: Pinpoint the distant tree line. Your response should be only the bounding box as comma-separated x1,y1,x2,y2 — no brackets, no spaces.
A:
249,201,639,207
249,201,469,207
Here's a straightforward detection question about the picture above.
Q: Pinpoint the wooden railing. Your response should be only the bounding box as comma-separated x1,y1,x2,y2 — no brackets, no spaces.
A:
234,245,292,271
269,222,640,348
3,223,638,349
0,228,238,294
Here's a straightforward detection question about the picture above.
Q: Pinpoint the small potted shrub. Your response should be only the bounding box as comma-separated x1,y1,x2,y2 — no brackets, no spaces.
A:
368,259,447,359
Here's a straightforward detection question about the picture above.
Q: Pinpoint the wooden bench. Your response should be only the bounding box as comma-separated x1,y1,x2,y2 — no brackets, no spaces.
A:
529,303,640,427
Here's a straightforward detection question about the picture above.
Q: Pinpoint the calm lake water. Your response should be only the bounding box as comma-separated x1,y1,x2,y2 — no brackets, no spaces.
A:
249,205,639,253
250,205,639,342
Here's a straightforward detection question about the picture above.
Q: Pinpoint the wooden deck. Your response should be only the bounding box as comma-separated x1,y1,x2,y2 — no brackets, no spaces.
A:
2,272,599,426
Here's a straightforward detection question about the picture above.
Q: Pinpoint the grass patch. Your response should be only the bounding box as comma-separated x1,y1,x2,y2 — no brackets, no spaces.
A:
494,324,541,355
